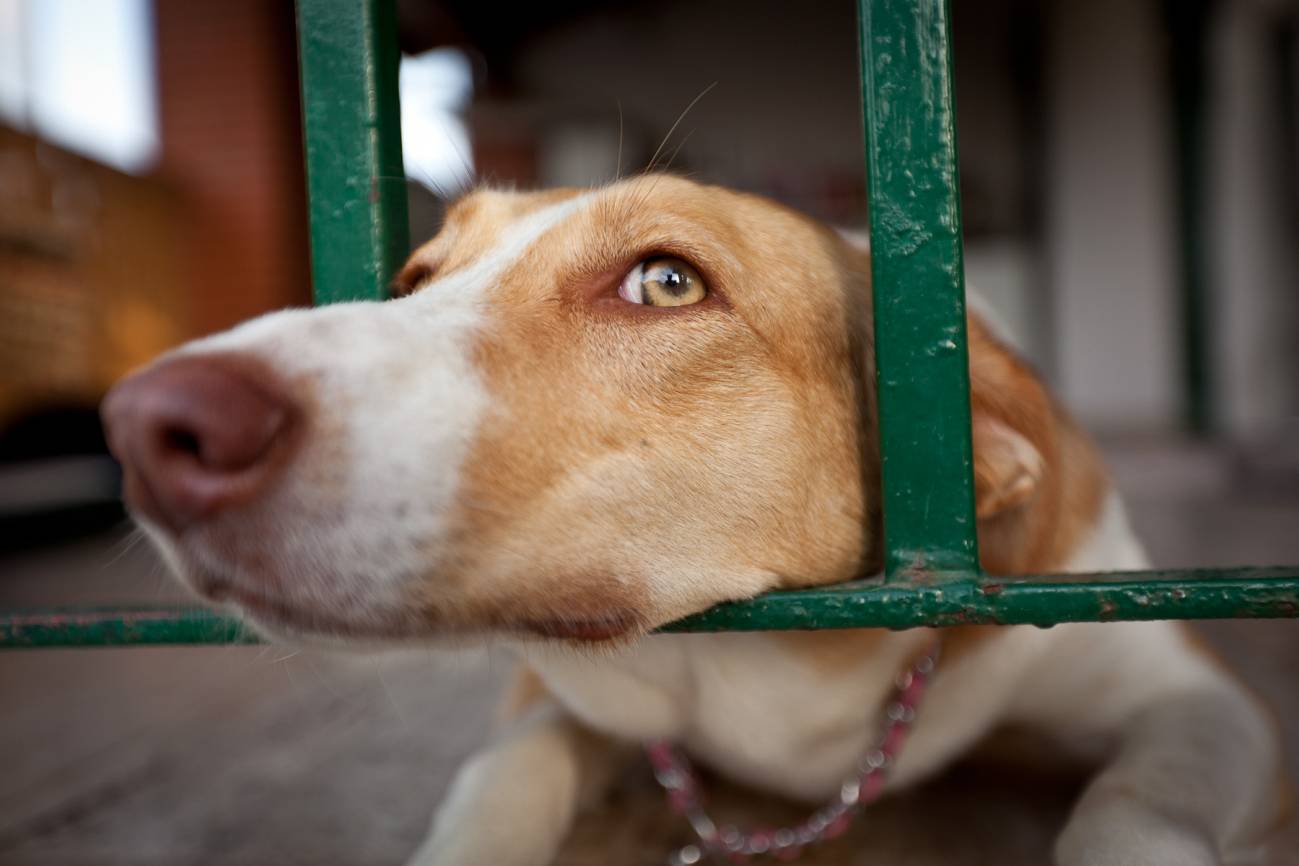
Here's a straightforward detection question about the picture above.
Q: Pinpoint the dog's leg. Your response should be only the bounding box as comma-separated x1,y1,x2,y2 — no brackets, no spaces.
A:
409,701,627,866
1014,624,1284,866
1057,687,1282,866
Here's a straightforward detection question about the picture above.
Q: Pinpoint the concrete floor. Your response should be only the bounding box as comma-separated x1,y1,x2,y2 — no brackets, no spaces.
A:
2,438,1299,865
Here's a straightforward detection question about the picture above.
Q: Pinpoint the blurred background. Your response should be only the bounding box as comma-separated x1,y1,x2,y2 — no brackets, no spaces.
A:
1,1,1298,864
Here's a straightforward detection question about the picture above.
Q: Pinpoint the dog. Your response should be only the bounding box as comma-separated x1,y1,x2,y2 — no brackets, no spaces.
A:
102,175,1285,865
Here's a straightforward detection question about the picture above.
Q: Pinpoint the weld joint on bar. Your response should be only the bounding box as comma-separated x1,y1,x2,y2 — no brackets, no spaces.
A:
887,551,982,583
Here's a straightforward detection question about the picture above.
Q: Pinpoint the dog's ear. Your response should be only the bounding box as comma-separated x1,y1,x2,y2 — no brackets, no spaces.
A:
972,414,1044,519
840,231,1049,526
964,312,1109,575
844,233,1101,573
966,315,1051,522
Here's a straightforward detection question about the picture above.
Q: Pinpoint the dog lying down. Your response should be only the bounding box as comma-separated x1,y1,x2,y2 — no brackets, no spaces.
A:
102,176,1285,865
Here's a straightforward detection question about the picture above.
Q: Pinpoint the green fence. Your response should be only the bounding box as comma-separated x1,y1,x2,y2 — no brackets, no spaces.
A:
3,0,1298,649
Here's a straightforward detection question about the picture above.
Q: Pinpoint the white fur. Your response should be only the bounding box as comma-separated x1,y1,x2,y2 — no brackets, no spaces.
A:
125,186,1278,864
429,489,1280,866
531,630,938,799
1060,488,1150,572
149,195,594,639
517,496,1160,803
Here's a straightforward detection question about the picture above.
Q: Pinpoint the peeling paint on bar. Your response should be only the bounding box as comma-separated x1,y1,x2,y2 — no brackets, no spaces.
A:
668,567,1299,630
0,607,259,648
297,0,408,303
859,0,981,580
4,568,1299,647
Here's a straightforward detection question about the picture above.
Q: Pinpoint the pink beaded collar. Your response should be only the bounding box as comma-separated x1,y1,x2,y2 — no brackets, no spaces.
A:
645,640,941,864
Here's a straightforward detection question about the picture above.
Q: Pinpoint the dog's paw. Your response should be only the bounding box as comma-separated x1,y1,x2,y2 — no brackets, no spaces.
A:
1056,803,1221,866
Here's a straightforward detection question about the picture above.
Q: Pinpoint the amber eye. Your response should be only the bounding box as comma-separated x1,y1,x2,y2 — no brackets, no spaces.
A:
617,257,707,307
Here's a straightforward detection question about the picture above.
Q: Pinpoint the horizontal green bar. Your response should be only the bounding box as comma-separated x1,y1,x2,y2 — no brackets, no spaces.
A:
0,607,260,648
4,567,1298,648
667,566,1299,631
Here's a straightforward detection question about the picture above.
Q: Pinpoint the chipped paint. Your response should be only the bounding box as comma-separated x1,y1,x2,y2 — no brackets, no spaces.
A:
4,0,1297,651
4,568,1298,647
860,0,979,581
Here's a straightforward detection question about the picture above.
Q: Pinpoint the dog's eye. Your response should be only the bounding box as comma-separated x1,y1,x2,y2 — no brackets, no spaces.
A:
617,257,706,307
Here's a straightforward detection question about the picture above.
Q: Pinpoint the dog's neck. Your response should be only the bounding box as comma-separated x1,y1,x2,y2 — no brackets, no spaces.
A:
645,638,941,862
522,485,1149,804
523,625,941,802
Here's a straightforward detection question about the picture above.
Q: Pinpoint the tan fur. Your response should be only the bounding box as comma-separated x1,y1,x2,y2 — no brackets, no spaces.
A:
497,666,552,726
115,175,1285,866
398,178,877,641
776,317,1106,667
967,316,1109,575
396,177,1112,643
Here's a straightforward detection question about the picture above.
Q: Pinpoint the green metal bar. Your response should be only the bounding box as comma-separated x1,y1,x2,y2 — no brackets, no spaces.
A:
5,567,1299,647
859,0,980,579
297,0,409,303
0,607,259,649
670,567,1299,631
1167,0,1214,433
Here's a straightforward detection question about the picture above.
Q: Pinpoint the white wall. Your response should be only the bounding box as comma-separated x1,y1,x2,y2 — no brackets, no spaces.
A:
1209,0,1299,437
1045,0,1182,432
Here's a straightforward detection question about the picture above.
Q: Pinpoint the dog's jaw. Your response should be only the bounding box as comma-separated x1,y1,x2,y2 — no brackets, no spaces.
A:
155,179,869,643
133,291,491,640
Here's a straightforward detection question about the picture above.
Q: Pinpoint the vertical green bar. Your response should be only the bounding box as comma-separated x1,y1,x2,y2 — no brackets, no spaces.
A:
858,0,980,578
1167,0,1213,434
296,0,410,305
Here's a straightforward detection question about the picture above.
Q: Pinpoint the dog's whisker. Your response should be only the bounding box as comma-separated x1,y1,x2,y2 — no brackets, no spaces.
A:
373,659,407,724
100,524,146,569
661,127,696,175
302,653,346,702
443,131,475,189
645,81,716,174
615,99,625,182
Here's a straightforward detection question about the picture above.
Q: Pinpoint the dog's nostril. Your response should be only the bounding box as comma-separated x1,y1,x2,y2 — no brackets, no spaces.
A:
163,426,203,460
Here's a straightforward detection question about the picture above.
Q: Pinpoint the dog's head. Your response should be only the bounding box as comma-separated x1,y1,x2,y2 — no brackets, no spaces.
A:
103,175,1062,645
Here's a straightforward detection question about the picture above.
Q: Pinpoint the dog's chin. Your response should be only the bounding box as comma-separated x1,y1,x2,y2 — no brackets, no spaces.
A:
166,559,652,650
515,611,647,646
226,593,650,651
170,564,434,646
223,590,426,646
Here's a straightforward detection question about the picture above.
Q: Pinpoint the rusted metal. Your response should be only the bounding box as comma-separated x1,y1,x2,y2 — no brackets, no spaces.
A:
4,567,1299,647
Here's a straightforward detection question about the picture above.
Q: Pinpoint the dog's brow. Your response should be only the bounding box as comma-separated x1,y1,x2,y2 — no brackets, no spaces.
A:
425,194,593,298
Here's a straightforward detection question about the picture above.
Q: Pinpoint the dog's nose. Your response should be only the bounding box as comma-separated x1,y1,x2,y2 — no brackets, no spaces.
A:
101,356,298,532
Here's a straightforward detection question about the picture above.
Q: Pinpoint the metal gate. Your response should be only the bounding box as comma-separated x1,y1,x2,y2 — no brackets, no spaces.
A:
3,0,1298,649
